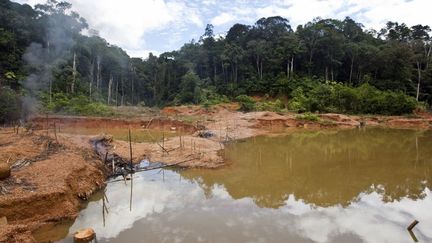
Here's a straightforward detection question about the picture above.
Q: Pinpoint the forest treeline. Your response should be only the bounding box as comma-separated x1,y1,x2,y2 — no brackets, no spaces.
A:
0,0,431,121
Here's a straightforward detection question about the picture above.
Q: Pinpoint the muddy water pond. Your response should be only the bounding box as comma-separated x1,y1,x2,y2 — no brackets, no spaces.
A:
59,127,182,142
38,128,432,243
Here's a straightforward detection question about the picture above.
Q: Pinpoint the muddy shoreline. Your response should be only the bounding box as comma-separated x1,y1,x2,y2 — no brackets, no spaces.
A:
1,106,431,242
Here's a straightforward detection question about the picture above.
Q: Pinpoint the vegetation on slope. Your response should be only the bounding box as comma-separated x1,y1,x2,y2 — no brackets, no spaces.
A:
0,0,431,121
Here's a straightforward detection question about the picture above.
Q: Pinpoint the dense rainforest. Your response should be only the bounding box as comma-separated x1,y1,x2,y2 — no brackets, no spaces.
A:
1,0,431,122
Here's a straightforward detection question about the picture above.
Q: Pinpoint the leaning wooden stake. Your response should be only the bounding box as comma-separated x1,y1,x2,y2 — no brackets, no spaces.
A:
162,132,165,155
46,113,49,136
128,128,134,212
54,122,58,143
128,128,133,169
407,220,419,231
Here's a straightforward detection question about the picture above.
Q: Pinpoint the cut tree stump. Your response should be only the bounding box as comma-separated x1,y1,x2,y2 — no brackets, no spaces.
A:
74,228,95,242
0,163,11,180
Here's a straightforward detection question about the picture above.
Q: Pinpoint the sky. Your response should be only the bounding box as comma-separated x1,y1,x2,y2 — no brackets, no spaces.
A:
13,0,432,58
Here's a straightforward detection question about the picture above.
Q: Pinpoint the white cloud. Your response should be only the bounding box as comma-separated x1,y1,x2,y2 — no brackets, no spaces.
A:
211,12,235,26
14,0,204,57
12,0,432,58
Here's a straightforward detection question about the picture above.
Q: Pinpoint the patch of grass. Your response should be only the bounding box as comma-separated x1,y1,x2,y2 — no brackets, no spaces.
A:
177,115,201,124
296,112,320,122
319,120,336,126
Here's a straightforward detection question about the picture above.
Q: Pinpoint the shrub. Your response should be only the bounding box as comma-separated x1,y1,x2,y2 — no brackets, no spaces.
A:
287,88,309,112
296,112,320,122
236,95,256,112
255,99,284,112
0,87,21,123
288,82,417,115
200,87,230,107
42,93,114,116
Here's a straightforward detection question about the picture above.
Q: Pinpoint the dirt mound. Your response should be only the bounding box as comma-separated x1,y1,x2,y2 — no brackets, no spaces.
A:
0,130,106,242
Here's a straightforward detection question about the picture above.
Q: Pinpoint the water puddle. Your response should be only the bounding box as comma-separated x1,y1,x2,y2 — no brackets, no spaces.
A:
59,127,182,142
37,128,432,243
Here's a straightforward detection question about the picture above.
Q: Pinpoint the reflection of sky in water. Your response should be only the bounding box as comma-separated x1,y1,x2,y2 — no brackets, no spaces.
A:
66,170,432,243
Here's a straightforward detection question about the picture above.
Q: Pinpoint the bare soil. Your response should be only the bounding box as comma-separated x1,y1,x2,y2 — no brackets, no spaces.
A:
1,104,431,242
0,130,106,242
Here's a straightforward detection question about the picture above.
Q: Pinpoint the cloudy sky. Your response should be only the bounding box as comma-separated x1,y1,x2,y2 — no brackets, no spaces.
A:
14,0,432,58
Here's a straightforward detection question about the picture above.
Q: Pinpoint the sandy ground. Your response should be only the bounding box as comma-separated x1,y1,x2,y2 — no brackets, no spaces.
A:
1,104,431,242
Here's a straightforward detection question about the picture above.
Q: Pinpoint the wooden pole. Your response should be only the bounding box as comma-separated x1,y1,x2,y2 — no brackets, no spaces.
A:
128,128,133,170
54,122,58,143
112,159,115,174
129,128,134,212
46,114,49,136
162,132,165,155
407,220,419,231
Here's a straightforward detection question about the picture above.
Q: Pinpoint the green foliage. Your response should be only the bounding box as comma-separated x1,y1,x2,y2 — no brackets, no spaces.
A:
0,87,21,123
175,71,202,105
43,93,113,116
296,112,320,122
255,99,284,112
200,86,230,107
288,82,417,115
236,95,256,112
0,0,430,117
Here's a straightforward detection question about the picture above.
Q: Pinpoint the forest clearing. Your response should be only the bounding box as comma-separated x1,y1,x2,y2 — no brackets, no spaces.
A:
1,104,432,242
2,0,432,242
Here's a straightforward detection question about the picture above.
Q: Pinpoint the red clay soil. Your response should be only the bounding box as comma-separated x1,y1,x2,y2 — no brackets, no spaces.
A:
1,105,431,242
96,107,432,169
0,130,106,243
31,116,198,133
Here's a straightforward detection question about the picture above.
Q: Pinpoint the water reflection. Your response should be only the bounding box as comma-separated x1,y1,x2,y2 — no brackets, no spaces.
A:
57,170,432,243
182,128,432,208
47,128,432,243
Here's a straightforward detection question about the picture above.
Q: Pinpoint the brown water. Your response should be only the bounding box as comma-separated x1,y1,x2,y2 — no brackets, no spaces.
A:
37,128,432,243
59,127,181,142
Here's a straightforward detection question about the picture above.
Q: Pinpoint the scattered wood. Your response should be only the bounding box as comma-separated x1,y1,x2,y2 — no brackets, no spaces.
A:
11,159,31,171
0,185,8,195
144,129,170,154
145,118,154,129
407,220,419,231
